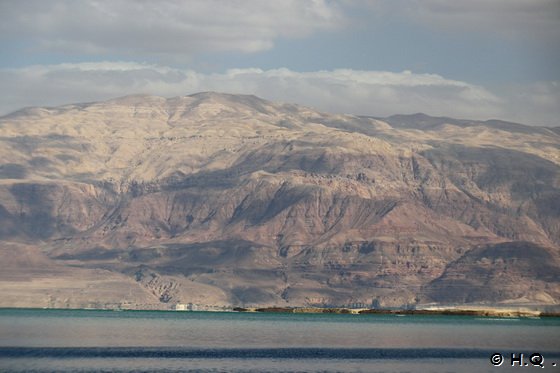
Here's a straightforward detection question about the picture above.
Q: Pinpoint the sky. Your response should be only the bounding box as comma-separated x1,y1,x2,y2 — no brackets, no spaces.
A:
0,0,559,126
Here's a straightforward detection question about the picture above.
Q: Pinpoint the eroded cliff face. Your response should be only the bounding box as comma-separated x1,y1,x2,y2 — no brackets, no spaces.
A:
0,92,559,309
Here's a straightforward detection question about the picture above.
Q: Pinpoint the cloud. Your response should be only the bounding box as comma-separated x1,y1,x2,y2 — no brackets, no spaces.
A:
356,0,560,40
386,0,560,40
500,81,560,126
2,61,557,126
4,0,557,60
0,0,343,58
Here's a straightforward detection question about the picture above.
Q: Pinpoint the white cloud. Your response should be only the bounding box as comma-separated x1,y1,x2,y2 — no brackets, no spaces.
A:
0,0,343,58
407,0,560,45
3,61,557,126
4,0,557,60
389,0,560,40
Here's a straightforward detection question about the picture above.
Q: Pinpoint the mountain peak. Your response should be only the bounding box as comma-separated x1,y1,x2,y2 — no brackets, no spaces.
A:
104,94,167,105
384,113,468,129
187,91,259,100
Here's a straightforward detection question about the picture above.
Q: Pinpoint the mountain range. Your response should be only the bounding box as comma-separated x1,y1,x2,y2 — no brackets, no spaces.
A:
0,92,559,309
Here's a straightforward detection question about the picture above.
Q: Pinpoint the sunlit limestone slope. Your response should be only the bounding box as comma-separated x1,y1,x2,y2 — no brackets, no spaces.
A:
0,92,558,309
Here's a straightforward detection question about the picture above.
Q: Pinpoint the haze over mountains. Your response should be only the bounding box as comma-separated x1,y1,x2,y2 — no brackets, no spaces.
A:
0,92,559,309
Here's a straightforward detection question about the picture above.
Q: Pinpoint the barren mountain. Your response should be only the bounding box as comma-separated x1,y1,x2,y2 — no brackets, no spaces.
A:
0,92,559,309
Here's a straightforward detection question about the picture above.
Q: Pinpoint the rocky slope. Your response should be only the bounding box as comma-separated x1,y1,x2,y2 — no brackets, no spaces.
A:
0,92,559,309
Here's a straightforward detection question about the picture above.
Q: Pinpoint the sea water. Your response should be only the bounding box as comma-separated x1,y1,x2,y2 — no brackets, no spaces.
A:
0,308,559,372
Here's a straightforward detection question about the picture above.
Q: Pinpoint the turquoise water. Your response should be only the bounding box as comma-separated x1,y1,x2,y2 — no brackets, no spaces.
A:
0,309,559,372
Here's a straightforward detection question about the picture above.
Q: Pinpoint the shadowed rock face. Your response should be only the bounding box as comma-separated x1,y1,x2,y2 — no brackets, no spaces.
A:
424,242,560,304
0,92,559,309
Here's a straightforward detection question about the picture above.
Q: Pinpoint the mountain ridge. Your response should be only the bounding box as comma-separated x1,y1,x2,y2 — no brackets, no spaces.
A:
0,92,558,309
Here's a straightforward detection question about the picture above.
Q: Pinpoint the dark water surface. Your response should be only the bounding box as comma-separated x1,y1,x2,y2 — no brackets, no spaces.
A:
0,308,559,372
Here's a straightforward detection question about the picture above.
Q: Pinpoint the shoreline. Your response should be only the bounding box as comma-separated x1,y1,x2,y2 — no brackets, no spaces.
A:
233,306,560,318
2,306,559,318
